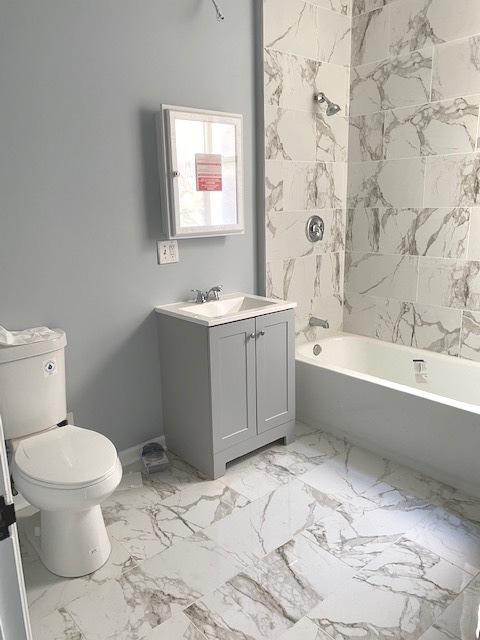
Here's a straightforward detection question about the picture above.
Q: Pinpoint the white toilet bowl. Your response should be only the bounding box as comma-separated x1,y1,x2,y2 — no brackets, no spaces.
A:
12,424,122,577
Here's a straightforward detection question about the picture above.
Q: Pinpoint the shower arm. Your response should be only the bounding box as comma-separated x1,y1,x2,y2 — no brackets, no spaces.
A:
210,0,225,21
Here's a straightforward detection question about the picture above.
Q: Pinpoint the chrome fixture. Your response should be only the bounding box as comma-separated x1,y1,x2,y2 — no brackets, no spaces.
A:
306,215,325,242
313,344,322,356
192,289,207,304
206,285,223,301
309,317,330,329
191,285,223,304
314,92,341,116
210,0,225,21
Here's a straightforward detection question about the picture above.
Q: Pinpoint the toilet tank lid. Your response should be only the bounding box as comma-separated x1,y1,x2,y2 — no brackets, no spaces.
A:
0,330,66,364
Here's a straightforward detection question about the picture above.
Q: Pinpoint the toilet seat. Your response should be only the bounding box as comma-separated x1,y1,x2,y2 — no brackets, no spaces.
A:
14,424,118,488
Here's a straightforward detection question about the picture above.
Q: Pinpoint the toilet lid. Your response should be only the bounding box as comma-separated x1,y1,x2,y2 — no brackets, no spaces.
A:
14,425,118,487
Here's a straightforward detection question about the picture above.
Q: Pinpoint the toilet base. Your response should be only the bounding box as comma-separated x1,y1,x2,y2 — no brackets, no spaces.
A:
36,506,111,577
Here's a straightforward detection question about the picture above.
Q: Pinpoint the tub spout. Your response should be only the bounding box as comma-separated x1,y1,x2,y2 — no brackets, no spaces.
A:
309,317,329,329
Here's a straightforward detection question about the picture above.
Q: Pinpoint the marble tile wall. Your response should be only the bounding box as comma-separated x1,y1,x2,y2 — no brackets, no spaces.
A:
263,0,351,343
345,0,480,360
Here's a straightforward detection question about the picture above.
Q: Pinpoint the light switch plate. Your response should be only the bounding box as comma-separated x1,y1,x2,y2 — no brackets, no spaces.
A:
157,240,179,265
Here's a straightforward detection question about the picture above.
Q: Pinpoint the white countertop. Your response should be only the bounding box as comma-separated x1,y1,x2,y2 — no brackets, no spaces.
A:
155,293,296,327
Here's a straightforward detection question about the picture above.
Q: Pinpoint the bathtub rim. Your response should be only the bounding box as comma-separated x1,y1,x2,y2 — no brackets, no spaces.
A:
296,332,480,417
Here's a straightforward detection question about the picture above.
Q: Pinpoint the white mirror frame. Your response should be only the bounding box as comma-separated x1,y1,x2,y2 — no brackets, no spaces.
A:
156,105,245,239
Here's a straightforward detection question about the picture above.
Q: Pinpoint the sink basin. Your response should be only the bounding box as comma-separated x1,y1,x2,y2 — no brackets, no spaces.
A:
155,292,296,327
181,296,276,319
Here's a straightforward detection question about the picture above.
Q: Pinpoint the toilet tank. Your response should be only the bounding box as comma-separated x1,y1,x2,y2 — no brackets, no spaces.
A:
0,331,67,439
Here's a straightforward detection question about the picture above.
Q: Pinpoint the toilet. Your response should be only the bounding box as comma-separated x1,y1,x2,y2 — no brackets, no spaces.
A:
0,330,122,578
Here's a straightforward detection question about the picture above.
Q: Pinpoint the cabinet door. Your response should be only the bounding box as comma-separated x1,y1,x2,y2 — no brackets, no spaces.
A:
255,310,295,434
210,318,257,452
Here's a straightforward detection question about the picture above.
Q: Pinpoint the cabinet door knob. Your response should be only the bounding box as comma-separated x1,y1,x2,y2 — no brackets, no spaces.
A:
258,330,265,337
249,333,256,339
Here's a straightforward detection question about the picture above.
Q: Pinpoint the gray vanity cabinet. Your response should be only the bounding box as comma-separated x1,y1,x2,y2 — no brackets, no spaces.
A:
210,318,257,452
255,311,295,434
157,308,295,479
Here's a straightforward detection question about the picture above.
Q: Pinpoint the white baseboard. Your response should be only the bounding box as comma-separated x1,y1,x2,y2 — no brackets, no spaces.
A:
118,435,166,467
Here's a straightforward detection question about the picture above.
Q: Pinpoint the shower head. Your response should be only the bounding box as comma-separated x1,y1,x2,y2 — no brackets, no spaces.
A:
210,0,225,21
314,92,341,116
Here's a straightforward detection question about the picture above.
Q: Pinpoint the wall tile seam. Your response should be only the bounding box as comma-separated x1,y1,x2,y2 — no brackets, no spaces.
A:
342,288,475,314
265,103,350,117
265,158,349,163
350,45,432,74
263,44,350,69
267,208,348,214
267,249,345,261
347,150,480,167
346,206,480,210
351,0,419,19
349,96,480,120
263,44,350,73
345,251,480,264
345,251,479,262
351,31,480,73
294,0,353,18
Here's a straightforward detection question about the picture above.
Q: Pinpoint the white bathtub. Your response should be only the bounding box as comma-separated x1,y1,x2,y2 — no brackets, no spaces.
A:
296,333,480,497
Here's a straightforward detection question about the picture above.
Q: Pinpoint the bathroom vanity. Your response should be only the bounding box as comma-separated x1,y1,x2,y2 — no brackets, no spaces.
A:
155,294,296,478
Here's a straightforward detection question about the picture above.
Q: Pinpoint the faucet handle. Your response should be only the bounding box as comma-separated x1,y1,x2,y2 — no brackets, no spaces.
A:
191,289,207,304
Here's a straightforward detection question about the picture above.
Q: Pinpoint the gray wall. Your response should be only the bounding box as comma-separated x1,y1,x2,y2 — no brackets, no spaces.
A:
0,0,258,451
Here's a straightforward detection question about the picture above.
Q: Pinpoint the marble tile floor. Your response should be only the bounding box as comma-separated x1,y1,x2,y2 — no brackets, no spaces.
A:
18,421,480,640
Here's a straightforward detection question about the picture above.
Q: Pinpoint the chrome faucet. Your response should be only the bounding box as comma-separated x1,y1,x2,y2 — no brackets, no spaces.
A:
191,285,223,304
309,317,329,329
206,285,223,301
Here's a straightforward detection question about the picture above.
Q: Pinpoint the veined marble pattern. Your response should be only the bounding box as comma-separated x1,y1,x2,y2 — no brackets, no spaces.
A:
264,48,349,113
417,257,480,310
265,106,316,162
102,484,199,561
265,160,347,212
34,609,84,640
347,158,426,209
429,573,480,640
22,423,480,640
265,106,347,163
343,291,377,336
349,112,385,162
267,252,343,339
264,0,351,67
352,0,394,17
266,209,345,261
345,251,418,301
390,0,480,58
351,0,480,64
145,612,205,640
311,0,351,16
185,533,355,640
384,97,480,159
424,153,480,208
460,310,480,361
351,7,390,67
347,207,470,258
468,209,480,260
66,533,244,640
350,49,432,116
432,35,480,101
376,299,462,355
309,538,472,639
